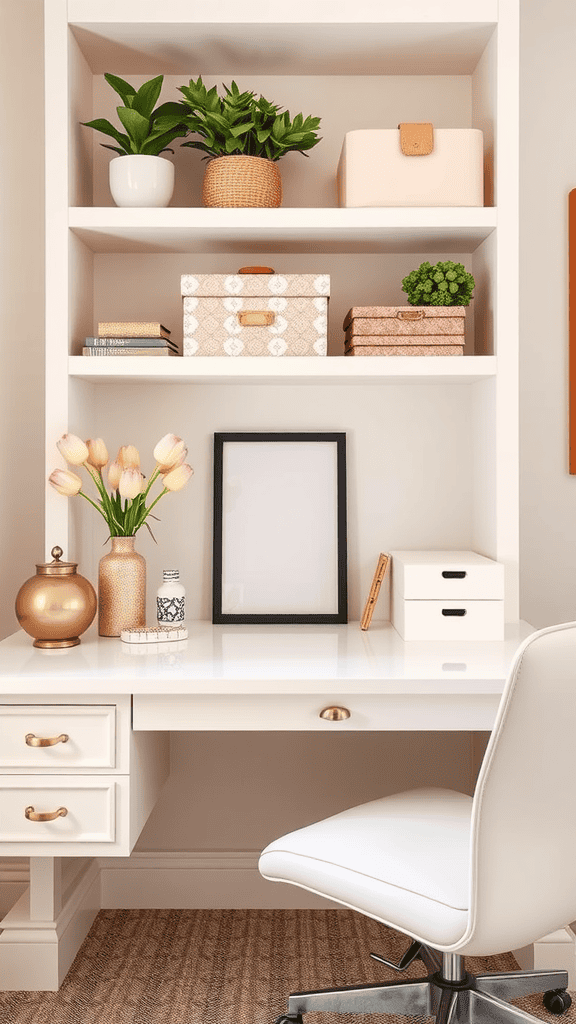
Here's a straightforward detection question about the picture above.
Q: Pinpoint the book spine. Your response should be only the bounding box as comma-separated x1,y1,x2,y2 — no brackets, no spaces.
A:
98,323,171,339
83,347,177,357
85,337,177,350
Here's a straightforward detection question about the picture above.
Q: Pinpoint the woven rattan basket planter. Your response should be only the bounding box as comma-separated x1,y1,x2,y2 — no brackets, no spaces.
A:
202,155,282,208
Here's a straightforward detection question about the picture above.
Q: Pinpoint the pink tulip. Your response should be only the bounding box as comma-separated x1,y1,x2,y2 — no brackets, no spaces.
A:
49,469,82,496
56,433,89,466
163,463,194,492
86,438,108,469
108,460,122,490
119,468,144,500
153,433,186,469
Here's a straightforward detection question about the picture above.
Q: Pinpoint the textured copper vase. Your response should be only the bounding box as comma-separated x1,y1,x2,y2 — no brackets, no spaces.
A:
98,536,146,637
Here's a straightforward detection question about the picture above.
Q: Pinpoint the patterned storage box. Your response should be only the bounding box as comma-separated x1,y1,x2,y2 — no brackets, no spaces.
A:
343,306,465,356
181,272,330,356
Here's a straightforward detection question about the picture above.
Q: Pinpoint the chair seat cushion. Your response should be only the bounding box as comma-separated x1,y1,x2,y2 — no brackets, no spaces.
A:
259,787,472,949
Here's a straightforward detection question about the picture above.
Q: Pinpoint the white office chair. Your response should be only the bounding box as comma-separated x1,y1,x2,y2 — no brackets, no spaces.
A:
259,622,576,1024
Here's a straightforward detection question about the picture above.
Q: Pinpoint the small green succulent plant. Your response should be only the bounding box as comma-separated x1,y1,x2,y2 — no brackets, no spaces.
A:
81,74,187,156
402,261,475,306
175,77,322,161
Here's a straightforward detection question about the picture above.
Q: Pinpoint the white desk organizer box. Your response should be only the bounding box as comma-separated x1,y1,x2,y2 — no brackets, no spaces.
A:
337,127,484,208
181,272,330,356
390,551,505,641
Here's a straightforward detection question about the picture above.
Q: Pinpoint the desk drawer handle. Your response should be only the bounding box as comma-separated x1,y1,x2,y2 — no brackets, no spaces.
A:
319,706,351,722
25,732,69,747
25,805,68,822
442,609,467,617
441,570,467,579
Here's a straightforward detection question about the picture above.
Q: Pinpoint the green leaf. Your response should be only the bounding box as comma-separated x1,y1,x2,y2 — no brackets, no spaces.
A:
116,106,150,152
132,75,164,119
104,73,137,105
229,121,255,137
101,144,129,156
81,117,131,153
153,101,187,121
225,135,242,153
256,128,271,143
141,127,185,156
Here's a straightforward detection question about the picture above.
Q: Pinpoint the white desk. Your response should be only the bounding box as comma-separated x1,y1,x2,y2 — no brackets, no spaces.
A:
0,620,533,990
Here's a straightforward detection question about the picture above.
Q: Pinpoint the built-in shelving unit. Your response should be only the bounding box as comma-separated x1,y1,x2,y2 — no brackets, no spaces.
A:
44,0,519,625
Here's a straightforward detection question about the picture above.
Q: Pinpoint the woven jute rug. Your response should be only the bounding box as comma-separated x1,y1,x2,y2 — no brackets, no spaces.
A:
1,909,574,1024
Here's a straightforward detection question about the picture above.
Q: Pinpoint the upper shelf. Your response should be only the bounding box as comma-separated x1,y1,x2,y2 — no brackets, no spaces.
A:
68,1,497,75
69,208,497,255
69,355,497,385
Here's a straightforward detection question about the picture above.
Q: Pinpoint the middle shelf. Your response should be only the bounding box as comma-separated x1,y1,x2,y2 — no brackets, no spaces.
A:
68,354,497,384
68,207,498,255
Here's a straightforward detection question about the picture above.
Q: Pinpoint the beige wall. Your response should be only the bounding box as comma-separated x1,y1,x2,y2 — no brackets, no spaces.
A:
0,2,573,861
0,0,44,640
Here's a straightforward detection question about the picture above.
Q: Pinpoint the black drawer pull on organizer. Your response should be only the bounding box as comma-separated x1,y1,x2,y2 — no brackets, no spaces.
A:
442,570,467,579
442,608,467,617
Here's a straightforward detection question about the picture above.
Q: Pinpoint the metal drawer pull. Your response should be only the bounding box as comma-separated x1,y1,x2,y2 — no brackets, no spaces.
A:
25,732,69,747
25,805,68,822
319,706,351,722
237,310,275,327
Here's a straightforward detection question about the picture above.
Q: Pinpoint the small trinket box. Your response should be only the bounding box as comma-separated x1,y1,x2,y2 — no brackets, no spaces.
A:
120,625,188,644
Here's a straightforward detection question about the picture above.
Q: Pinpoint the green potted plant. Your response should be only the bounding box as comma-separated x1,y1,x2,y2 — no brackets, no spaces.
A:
81,74,187,207
401,261,475,306
171,77,322,207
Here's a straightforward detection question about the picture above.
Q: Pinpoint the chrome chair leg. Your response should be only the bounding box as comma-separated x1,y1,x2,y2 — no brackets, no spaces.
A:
286,977,432,1017
475,969,569,1001
470,989,560,1024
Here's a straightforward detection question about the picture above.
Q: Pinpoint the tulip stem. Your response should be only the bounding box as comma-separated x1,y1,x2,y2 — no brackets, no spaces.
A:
78,490,109,521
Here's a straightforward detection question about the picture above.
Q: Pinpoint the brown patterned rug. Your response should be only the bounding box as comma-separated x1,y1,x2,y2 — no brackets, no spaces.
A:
1,910,574,1024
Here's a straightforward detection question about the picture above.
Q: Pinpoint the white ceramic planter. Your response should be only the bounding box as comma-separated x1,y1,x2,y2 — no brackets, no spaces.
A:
109,155,174,208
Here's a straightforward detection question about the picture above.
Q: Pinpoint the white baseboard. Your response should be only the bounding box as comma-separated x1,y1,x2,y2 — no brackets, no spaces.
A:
99,850,334,910
514,926,576,988
0,858,100,991
2,851,575,991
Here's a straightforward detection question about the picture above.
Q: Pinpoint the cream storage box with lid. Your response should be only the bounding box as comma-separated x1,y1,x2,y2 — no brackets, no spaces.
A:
343,306,465,356
181,268,330,357
337,124,484,208
390,551,505,641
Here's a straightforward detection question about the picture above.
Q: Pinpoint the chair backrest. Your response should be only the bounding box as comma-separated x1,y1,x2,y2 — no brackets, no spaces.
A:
466,621,576,955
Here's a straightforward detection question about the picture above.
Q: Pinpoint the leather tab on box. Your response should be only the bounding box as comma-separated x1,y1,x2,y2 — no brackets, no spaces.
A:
398,122,434,156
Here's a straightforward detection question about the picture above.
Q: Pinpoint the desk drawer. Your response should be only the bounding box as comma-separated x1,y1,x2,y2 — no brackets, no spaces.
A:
0,776,117,843
0,705,116,769
133,693,499,732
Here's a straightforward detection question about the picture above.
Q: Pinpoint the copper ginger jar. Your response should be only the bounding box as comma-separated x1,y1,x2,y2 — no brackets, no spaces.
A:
15,546,97,648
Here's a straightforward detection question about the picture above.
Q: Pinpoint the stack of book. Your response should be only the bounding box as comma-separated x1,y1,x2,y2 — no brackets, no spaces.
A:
82,322,179,356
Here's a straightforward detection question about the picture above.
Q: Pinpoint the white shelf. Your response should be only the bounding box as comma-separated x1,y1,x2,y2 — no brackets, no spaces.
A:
68,1,497,76
69,207,497,255
69,355,497,385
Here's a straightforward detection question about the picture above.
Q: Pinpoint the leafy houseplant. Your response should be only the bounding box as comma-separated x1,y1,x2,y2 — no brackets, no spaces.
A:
172,77,322,207
401,261,475,307
81,74,188,207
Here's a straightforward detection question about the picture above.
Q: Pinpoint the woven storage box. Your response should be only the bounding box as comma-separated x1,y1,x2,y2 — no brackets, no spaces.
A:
343,306,465,356
337,127,484,207
181,272,329,357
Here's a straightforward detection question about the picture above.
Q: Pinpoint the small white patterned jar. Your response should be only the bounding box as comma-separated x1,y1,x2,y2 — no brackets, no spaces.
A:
180,269,330,357
156,570,186,624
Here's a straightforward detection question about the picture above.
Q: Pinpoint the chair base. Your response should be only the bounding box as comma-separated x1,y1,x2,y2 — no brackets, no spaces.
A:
278,953,571,1024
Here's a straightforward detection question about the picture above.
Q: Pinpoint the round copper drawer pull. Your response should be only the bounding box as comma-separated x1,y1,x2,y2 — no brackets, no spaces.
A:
319,706,351,722
25,805,68,822
25,732,69,747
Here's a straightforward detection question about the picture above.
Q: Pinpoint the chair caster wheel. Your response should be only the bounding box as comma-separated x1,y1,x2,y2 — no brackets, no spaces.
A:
543,989,572,1014
274,1016,303,1024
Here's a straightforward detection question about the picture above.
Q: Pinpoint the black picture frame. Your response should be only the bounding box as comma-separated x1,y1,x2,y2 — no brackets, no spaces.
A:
213,432,347,624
